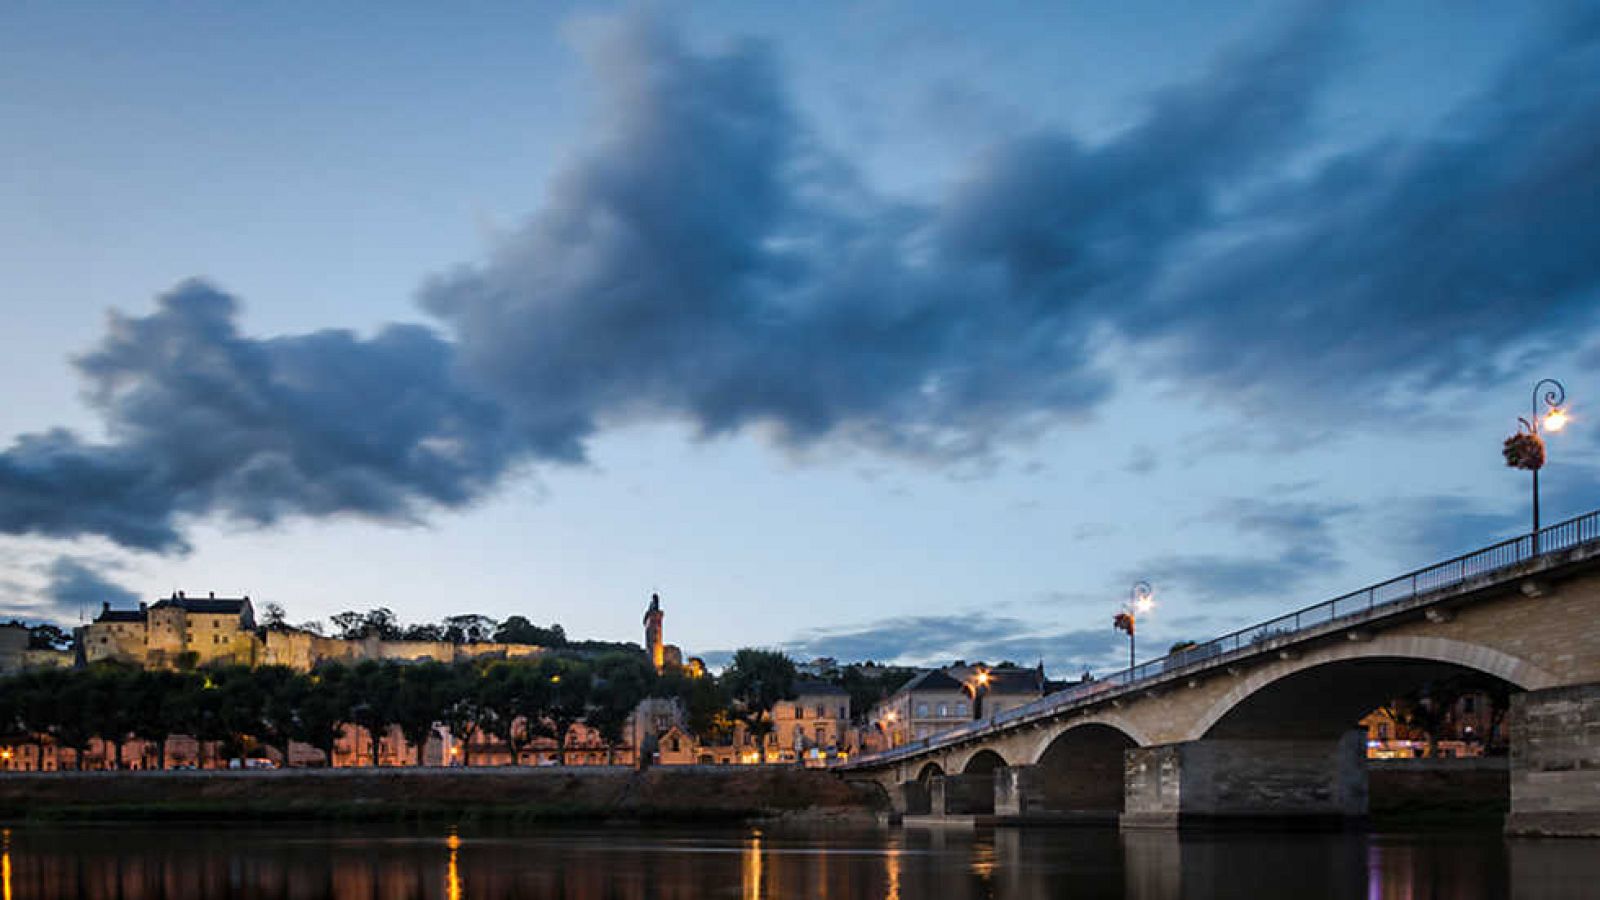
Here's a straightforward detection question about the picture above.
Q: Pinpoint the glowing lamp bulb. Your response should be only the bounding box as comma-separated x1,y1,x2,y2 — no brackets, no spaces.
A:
1134,595,1155,614
1544,407,1569,433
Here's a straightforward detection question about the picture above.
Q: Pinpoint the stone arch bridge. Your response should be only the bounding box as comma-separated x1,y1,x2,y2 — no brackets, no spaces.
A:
837,511,1600,836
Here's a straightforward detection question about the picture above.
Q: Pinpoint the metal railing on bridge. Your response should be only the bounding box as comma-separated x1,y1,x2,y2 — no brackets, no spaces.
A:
843,508,1600,769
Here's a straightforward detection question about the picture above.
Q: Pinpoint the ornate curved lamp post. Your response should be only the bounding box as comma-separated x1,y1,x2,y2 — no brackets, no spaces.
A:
1114,581,1154,671
1505,378,1568,551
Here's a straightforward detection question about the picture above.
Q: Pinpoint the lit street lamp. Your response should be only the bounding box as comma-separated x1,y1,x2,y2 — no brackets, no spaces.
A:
965,666,992,720
1114,582,1154,671
1504,378,1569,549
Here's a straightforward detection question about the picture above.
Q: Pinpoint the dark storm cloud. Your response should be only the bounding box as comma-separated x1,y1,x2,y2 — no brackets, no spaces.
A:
422,8,1340,462
0,556,140,624
1151,9,1600,405
44,557,140,616
4,7,1599,551
0,282,517,551
783,613,1121,670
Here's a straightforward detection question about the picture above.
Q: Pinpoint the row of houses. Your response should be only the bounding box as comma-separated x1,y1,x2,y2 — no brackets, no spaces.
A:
6,589,1069,770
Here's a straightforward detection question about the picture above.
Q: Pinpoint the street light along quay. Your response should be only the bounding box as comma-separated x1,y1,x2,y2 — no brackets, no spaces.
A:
1504,378,1569,549
1114,581,1154,671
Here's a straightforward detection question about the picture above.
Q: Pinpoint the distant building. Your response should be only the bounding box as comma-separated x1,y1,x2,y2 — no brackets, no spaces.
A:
642,593,685,673
771,680,851,766
868,663,1052,745
0,623,73,674
79,592,545,672
83,592,259,668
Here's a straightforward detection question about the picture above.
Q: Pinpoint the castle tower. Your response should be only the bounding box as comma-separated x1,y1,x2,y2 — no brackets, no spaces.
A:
644,593,665,671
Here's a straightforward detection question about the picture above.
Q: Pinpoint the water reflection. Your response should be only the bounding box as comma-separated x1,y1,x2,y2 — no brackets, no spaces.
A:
447,830,462,900
0,823,1592,899
745,830,763,900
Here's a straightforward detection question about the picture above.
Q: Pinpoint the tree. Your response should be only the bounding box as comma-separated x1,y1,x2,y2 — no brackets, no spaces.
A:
402,623,447,642
261,602,288,629
331,609,402,641
26,623,72,651
346,661,400,766
440,665,492,767
393,662,452,764
442,614,498,644
253,666,301,764
129,669,196,769
836,665,915,724
87,665,141,770
723,649,797,763
589,653,653,764
492,616,567,647
537,657,593,765
478,662,534,764
291,666,351,766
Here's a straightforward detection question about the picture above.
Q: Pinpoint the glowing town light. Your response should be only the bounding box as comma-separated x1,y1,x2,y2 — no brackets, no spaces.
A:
1544,406,1570,432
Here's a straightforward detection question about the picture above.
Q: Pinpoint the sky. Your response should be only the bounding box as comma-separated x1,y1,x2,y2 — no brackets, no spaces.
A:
2,2,1599,674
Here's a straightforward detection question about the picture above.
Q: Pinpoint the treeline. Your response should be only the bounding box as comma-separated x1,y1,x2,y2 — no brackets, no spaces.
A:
265,606,635,655
0,649,802,770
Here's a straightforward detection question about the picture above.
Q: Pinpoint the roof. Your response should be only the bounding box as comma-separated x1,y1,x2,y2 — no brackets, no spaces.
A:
896,669,965,693
792,679,848,697
982,667,1047,694
150,595,251,615
891,665,1047,697
93,608,147,624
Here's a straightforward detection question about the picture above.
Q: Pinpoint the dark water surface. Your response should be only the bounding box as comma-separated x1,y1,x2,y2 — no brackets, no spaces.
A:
2,822,1596,899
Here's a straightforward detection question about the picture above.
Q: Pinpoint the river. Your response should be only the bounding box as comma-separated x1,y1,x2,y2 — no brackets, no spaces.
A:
1,822,1595,898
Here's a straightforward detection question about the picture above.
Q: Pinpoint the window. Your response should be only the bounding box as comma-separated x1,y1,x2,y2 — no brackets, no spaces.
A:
796,707,805,720
956,702,969,717
937,703,948,717
915,703,929,717
1462,697,1476,714
815,704,826,718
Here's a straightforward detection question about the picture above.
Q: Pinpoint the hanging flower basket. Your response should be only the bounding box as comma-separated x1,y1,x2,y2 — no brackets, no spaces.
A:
1503,431,1545,471
1113,612,1135,635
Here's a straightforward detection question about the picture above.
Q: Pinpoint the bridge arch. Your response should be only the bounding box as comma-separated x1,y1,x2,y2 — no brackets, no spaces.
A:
1186,634,1556,742
1030,721,1141,815
915,761,944,784
961,748,1008,776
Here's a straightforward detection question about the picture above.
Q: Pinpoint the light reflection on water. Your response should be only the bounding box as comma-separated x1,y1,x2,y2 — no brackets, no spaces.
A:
0,823,1595,899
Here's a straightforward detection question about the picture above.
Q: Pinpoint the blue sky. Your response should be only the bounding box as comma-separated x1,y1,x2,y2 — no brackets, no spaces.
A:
2,2,1597,673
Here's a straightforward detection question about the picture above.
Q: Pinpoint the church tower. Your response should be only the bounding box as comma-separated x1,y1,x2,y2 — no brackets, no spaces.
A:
644,593,665,671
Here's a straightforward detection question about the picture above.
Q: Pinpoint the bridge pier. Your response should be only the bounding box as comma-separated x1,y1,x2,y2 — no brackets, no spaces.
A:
1507,681,1600,837
895,779,932,815
929,773,994,816
994,765,1045,817
1121,730,1367,829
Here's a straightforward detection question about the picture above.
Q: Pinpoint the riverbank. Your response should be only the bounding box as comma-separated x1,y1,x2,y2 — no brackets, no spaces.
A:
0,766,887,824
1368,757,1508,828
